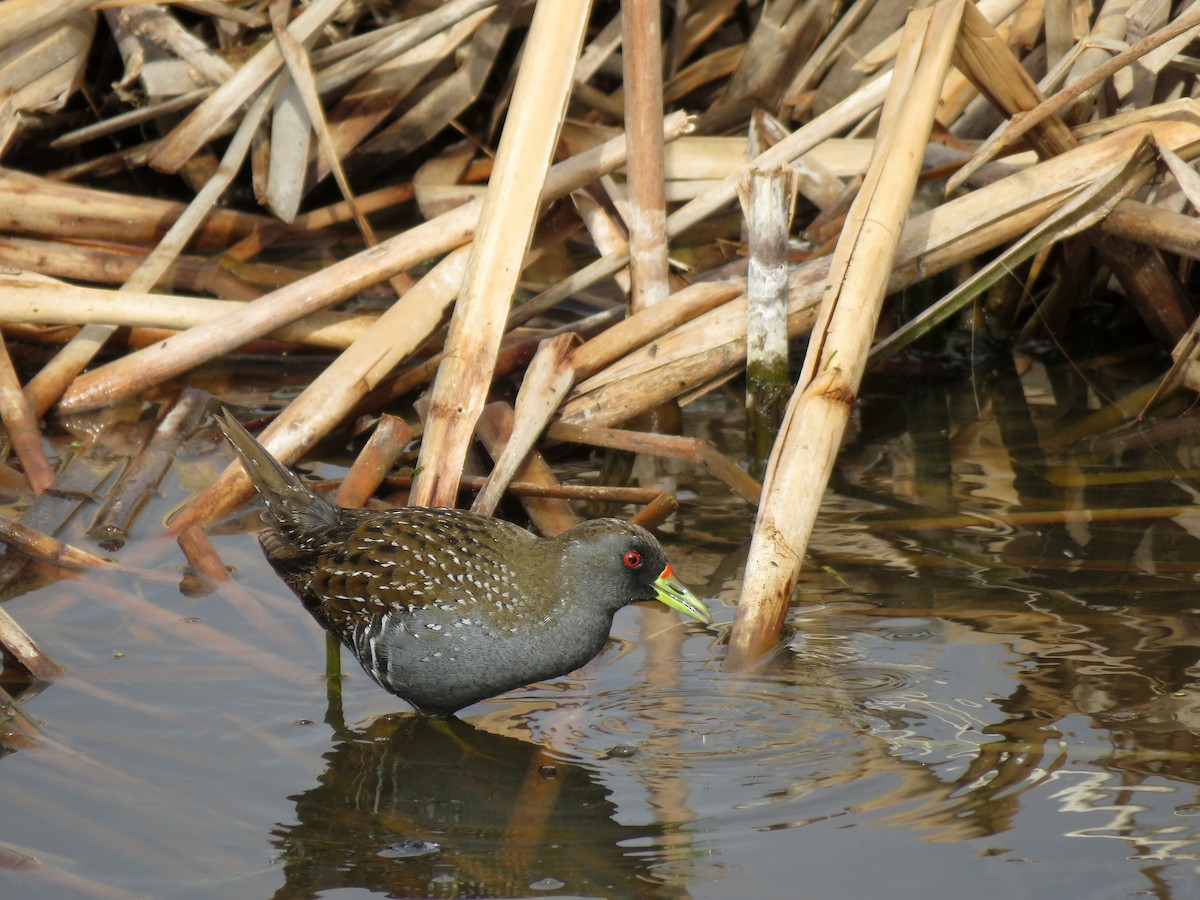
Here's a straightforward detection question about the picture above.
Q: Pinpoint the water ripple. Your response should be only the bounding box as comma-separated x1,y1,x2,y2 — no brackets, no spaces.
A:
503,668,863,779
824,666,924,696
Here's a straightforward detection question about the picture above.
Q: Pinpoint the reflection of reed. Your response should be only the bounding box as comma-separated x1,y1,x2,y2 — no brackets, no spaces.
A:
635,600,697,882
270,715,685,899
821,359,1200,847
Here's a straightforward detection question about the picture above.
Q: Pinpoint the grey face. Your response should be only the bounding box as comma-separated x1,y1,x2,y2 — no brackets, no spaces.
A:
557,522,670,613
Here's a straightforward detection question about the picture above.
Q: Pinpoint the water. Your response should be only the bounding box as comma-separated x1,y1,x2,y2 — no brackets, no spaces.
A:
5,354,1200,898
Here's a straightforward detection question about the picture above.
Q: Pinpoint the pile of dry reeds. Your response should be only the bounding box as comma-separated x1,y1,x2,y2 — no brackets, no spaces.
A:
1,0,1199,673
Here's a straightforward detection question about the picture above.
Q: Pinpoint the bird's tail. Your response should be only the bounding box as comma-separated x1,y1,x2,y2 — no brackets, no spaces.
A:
215,409,340,535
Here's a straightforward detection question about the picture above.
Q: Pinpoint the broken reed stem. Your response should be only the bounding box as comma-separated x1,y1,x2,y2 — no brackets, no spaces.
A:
89,389,210,550
0,335,54,494
630,492,679,531
0,517,113,569
409,0,591,509
726,0,965,670
335,414,414,508
0,518,179,587
621,0,671,311
0,605,63,680
738,165,797,475
176,524,233,585
476,403,580,536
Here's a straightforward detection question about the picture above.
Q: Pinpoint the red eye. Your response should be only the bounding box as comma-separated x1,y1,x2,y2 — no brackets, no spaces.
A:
623,551,642,569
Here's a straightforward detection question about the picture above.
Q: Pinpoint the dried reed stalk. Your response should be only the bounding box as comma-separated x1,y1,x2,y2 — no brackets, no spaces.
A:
952,4,1200,187
59,110,688,417
562,109,1200,429
148,0,345,173
726,0,966,668
58,206,476,415
472,334,577,516
0,517,114,569
292,182,416,231
476,402,581,536
176,524,232,585
622,0,671,311
630,492,679,530
547,421,762,504
172,246,469,531
0,170,266,248
26,85,276,417
524,67,894,318
0,273,376,348
952,1,1193,341
409,0,591,508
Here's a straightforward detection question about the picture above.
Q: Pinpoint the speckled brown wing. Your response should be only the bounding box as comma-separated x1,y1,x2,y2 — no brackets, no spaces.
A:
280,507,543,641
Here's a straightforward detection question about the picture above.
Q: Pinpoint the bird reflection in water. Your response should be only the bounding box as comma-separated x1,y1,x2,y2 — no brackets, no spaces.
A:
270,714,687,899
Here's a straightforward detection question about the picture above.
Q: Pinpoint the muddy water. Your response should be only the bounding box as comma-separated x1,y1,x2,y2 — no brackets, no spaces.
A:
5,354,1200,898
